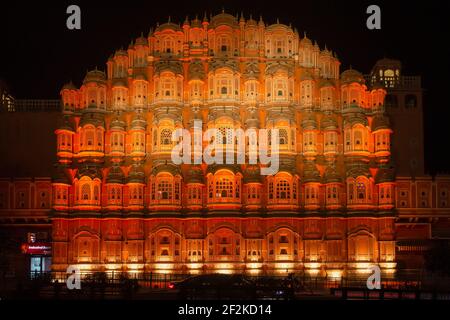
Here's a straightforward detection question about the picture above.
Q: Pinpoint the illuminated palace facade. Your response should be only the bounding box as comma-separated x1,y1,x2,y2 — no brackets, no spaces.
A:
50,12,399,276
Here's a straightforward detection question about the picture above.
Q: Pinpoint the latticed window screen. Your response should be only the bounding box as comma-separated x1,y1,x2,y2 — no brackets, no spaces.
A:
269,182,274,199
217,126,233,144
160,129,172,145
276,180,290,199
357,182,366,199
279,128,288,145
216,178,233,198
158,180,172,200
81,184,90,200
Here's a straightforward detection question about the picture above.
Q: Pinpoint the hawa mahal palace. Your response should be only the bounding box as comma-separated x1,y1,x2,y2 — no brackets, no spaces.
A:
2,11,450,278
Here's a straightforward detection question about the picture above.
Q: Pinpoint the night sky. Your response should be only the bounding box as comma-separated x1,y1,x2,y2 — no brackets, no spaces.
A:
1,0,449,173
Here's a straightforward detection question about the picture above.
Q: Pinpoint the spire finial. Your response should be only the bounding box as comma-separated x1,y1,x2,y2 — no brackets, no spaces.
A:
222,7,225,13
168,16,171,23
277,18,280,24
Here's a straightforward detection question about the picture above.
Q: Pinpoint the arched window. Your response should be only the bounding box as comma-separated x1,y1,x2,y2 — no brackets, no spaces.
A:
279,128,288,145
354,130,362,148
82,184,90,200
357,182,366,200
85,129,94,147
160,129,172,145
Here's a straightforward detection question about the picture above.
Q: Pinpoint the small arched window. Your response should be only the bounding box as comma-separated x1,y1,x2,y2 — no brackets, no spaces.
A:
81,184,90,200
160,129,172,145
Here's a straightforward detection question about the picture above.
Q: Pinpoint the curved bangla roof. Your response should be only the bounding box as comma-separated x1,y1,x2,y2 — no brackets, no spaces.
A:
79,110,105,127
321,115,338,130
76,164,103,180
302,113,318,130
346,163,371,179
110,115,126,130
152,163,182,176
206,164,242,175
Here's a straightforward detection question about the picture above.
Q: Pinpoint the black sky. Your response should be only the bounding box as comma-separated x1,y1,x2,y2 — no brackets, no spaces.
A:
1,0,449,173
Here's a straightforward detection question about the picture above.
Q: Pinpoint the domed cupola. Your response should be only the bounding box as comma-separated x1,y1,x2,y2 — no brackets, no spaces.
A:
341,68,365,85
106,164,125,184
135,33,148,46
115,48,128,58
246,15,257,27
155,21,183,33
300,33,312,47
191,16,202,28
210,10,239,28
81,69,107,110
83,69,106,84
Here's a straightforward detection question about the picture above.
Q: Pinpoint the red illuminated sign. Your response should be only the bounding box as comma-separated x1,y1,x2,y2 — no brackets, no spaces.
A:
21,243,51,255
